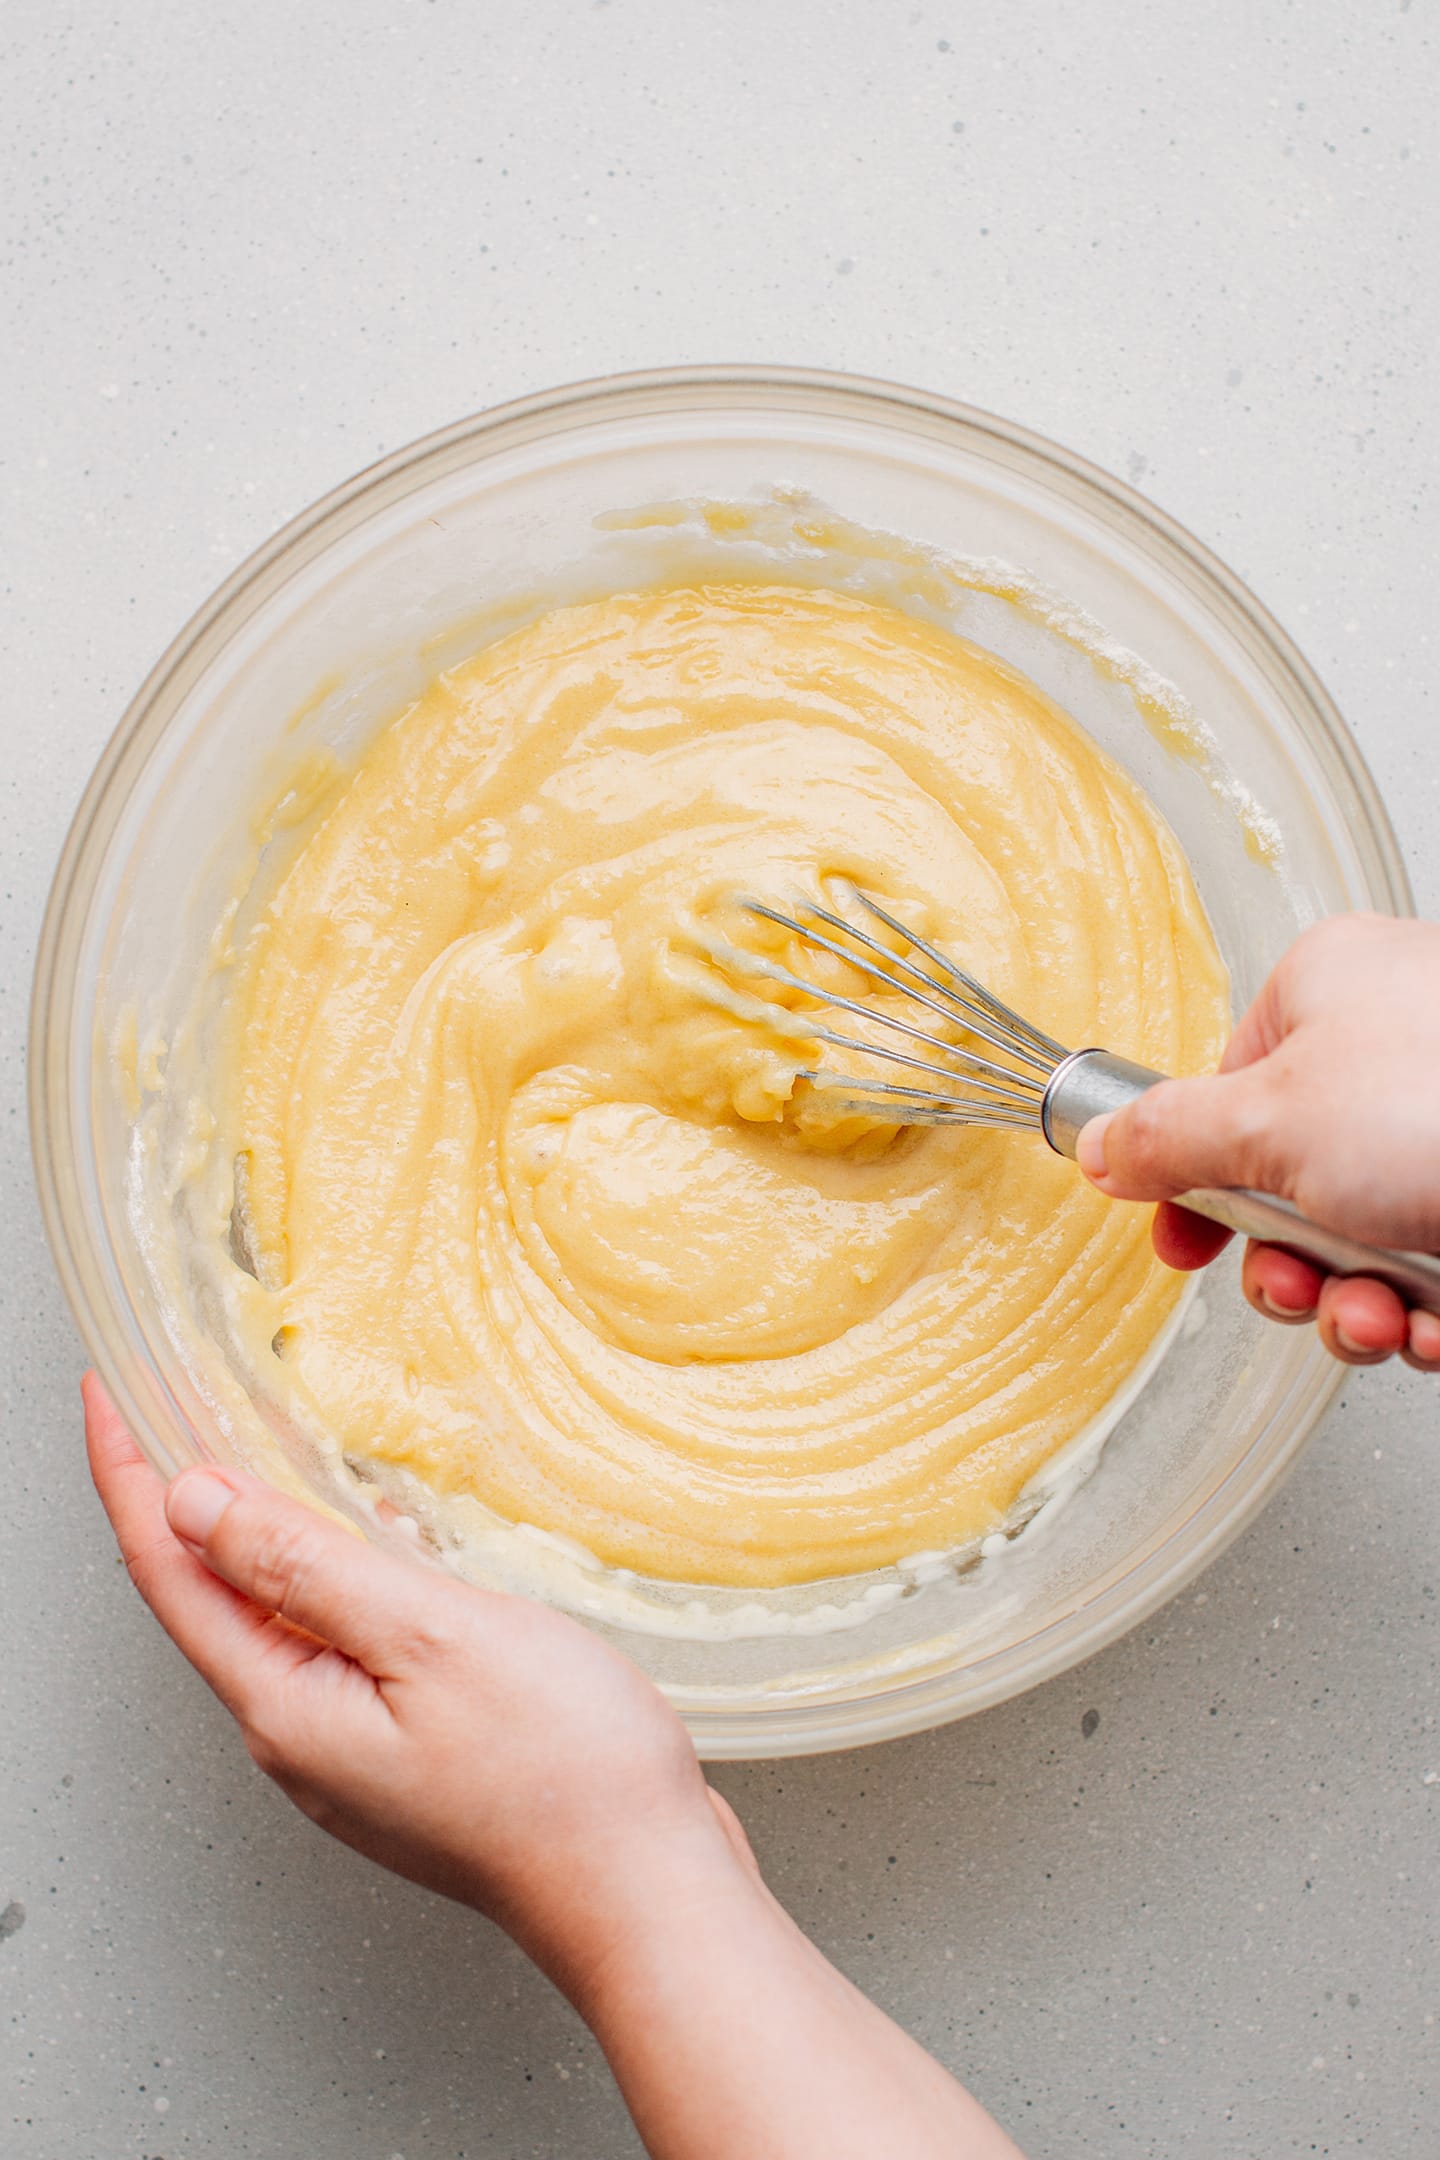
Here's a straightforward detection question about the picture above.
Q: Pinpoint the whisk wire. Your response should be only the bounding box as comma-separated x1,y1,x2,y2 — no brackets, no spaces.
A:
844,886,1068,1062
744,897,1054,1076
714,936,1046,1103
797,1024,1043,1107
801,1066,1040,1128
725,889,1070,1123
800,890,1053,1068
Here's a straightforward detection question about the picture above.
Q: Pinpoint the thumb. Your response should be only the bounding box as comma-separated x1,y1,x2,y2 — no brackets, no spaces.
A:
1076,1067,1282,1203
166,1464,449,1676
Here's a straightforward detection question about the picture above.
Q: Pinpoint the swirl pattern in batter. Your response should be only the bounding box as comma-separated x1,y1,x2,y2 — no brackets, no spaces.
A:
220,584,1229,1587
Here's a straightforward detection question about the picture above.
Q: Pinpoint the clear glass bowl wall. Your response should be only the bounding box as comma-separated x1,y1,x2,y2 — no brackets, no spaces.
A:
32,369,1411,1758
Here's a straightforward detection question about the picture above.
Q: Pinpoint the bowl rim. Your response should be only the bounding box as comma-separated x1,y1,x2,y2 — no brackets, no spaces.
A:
29,363,1415,1757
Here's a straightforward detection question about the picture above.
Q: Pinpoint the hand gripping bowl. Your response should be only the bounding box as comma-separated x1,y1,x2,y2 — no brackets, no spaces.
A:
31,367,1411,1759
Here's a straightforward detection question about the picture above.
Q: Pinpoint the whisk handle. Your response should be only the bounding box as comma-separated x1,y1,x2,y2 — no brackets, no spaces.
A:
1157,1187,1440,1318
1043,1048,1440,1319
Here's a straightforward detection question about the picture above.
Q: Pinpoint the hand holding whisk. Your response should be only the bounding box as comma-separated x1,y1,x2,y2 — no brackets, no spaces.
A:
704,883,1440,1326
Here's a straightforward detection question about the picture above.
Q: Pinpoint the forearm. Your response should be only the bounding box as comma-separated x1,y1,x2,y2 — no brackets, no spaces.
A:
573,1851,1024,2160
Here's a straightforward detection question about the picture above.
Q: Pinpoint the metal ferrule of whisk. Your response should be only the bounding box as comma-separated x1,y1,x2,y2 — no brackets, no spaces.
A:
718,882,1440,1320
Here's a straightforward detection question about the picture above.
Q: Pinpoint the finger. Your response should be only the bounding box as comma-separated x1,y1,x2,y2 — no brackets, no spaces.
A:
1077,1067,1278,1203
1216,991,1281,1074
82,1373,316,1713
1151,1200,1233,1272
1317,1276,1407,1365
1242,1242,1324,1322
165,1461,455,1678
1402,1308,1440,1374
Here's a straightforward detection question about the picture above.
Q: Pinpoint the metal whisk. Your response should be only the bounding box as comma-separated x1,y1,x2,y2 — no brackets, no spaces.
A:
712,883,1440,1318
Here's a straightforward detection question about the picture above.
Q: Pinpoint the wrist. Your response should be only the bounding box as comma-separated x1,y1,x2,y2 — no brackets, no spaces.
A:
578,1840,772,2020
505,1803,767,2019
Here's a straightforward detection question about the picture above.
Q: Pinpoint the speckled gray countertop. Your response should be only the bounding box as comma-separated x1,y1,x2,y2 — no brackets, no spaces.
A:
3,4,1437,2154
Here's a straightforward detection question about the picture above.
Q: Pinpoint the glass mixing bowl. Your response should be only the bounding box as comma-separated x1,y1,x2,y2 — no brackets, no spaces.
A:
31,367,1411,1758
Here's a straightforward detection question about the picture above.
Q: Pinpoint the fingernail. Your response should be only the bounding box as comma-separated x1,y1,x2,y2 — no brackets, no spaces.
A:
1259,1289,1314,1319
1334,1324,1372,1357
167,1467,239,1546
1076,1114,1112,1180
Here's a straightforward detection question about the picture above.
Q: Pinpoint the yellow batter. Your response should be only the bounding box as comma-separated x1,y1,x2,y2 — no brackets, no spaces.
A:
220,584,1229,1588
